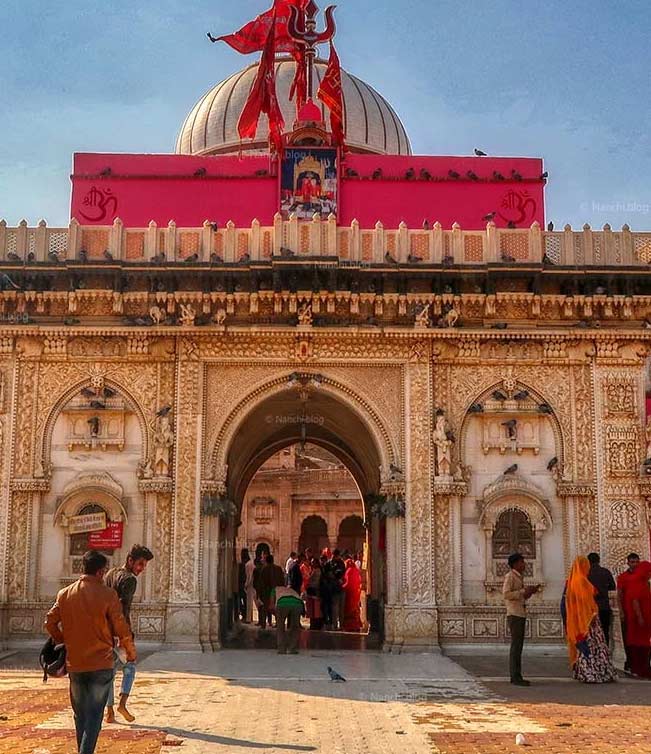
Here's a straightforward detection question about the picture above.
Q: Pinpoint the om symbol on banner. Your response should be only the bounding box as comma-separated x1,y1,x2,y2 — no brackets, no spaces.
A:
498,190,537,226
79,186,118,223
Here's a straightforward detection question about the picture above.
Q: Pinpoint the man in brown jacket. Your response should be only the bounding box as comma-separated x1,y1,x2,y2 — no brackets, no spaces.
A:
45,550,135,754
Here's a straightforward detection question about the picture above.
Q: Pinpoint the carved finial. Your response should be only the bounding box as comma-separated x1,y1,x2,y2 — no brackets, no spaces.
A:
564,224,572,232
622,223,631,232
583,223,591,231
603,223,611,231
38,218,47,227
19,219,28,227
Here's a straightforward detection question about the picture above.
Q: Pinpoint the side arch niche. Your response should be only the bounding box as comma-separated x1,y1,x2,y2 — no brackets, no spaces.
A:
477,474,553,597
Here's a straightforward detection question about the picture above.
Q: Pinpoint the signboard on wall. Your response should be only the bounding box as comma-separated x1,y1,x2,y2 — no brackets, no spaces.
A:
280,148,338,221
69,511,107,535
88,521,124,550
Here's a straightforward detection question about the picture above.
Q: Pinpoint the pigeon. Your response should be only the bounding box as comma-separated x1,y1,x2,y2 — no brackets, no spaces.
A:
194,167,207,177
157,405,172,418
209,222,219,231
407,254,422,264
547,457,558,471
419,168,432,181
542,254,555,265
501,253,516,262
474,148,487,156
468,403,484,414
538,403,553,414
492,390,507,401
385,251,399,265
151,252,166,264
491,323,508,330
27,252,35,262
511,170,523,181
540,171,549,180
345,167,359,178
327,667,346,682
515,733,528,746
89,400,106,410
442,255,454,267
482,212,496,222
504,464,518,475
513,390,529,401
81,387,96,398
389,463,403,477
448,170,460,179
547,222,554,231
422,219,430,231
103,387,117,399
210,253,223,263
371,168,383,180
7,252,21,261
254,169,268,177
0,273,20,291
184,253,200,263
466,170,479,181
48,251,60,263
63,317,80,325
100,167,112,177
493,171,505,181
507,221,517,229
104,249,114,261
79,249,88,263
502,419,518,429
405,168,416,180
240,252,251,263
280,247,296,258
207,32,219,42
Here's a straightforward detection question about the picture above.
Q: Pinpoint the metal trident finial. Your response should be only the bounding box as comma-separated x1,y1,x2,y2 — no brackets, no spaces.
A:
288,1,337,101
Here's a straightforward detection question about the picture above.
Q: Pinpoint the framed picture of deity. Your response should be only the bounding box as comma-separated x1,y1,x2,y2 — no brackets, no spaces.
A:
280,147,338,221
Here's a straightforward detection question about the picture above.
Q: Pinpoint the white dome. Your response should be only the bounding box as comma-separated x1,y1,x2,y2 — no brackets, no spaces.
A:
176,58,412,156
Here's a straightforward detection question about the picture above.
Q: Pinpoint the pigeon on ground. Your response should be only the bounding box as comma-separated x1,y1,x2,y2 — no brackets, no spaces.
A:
327,667,346,682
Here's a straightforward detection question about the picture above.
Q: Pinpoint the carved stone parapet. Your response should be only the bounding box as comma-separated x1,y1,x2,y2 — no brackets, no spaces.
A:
201,479,227,496
138,478,173,494
10,478,50,493
432,481,468,497
556,483,596,497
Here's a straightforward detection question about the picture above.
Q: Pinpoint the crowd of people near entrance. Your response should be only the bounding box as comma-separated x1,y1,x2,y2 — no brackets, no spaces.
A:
504,550,651,685
238,546,364,653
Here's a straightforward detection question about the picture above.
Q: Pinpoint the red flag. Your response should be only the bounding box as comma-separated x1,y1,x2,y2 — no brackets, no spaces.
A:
317,42,345,148
218,0,307,54
237,14,285,152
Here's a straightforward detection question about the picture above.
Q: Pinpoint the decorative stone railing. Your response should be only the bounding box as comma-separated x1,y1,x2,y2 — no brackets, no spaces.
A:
1,217,650,267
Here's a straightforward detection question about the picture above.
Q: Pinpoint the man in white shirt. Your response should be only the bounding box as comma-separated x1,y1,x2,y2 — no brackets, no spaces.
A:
502,552,540,686
284,552,298,583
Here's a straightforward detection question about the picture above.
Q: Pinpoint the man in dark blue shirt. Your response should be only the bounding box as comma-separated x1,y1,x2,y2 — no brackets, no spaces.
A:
587,552,616,644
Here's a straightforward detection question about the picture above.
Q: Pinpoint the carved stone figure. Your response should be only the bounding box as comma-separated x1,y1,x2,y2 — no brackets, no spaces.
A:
152,413,174,477
214,308,227,326
433,409,453,478
415,303,431,329
297,303,313,326
149,305,165,325
179,304,196,327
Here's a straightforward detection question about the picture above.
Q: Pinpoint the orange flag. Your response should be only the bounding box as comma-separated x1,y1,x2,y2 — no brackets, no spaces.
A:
317,42,345,148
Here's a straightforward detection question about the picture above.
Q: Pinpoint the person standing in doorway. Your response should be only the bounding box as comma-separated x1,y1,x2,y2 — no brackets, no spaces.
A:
243,549,255,623
586,552,616,645
259,555,286,628
45,550,135,754
330,549,346,631
502,552,540,686
274,585,304,653
104,544,153,724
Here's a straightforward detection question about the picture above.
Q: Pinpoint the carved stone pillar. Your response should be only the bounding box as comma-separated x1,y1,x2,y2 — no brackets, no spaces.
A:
385,360,437,649
166,341,203,647
433,483,467,607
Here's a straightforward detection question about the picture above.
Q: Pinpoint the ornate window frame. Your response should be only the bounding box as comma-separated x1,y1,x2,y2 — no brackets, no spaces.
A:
477,474,552,593
54,472,128,581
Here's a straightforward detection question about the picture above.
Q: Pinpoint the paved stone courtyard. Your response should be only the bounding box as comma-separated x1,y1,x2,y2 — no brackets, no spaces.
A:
1,649,649,754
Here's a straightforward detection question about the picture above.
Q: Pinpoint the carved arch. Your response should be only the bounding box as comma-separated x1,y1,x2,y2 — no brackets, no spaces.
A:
458,380,567,471
207,373,400,480
40,377,149,470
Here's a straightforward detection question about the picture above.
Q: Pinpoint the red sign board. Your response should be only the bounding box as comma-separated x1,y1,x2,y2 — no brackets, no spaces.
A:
88,521,123,550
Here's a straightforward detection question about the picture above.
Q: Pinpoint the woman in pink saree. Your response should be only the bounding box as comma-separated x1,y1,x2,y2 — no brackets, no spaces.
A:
342,558,363,632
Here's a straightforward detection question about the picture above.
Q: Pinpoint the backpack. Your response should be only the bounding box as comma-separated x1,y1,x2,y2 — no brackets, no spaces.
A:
39,637,67,683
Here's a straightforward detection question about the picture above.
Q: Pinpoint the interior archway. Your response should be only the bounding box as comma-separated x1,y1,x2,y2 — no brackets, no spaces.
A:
217,385,388,648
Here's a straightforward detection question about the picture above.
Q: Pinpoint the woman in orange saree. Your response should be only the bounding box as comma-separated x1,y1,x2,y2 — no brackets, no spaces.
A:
564,556,616,683
342,559,363,632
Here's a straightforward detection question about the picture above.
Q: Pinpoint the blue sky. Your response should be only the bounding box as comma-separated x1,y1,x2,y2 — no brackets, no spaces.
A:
1,0,649,228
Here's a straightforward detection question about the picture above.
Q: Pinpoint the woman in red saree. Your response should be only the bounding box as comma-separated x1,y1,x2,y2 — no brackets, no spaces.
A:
342,558,363,632
619,559,651,678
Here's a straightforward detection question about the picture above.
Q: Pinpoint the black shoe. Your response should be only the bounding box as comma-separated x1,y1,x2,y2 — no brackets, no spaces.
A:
511,678,531,686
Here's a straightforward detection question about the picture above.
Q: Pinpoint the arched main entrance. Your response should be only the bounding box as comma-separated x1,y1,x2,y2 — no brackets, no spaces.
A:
209,374,398,648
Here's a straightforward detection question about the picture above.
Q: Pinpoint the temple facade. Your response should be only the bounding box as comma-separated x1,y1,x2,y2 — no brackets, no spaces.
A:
1,16,650,651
